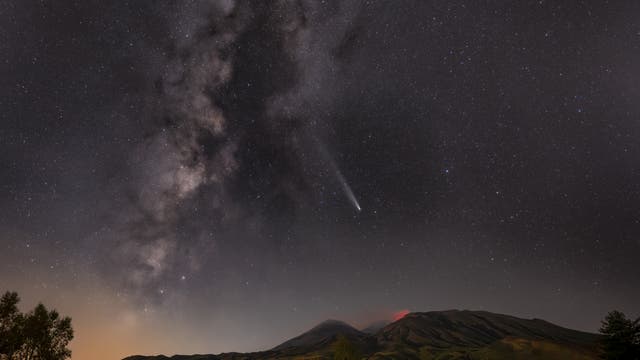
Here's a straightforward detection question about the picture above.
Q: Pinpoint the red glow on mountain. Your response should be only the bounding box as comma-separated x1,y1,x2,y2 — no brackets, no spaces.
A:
392,309,410,321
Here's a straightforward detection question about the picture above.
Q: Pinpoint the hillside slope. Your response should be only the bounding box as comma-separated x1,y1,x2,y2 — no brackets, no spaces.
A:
123,310,601,360
373,310,600,359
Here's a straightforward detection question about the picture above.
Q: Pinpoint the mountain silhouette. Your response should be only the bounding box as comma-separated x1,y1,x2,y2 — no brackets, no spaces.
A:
123,310,602,359
374,310,600,359
272,319,371,352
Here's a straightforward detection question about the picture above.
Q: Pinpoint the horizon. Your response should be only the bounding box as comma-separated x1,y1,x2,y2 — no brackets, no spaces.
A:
119,308,609,359
0,294,616,359
2,1,640,359
117,308,599,357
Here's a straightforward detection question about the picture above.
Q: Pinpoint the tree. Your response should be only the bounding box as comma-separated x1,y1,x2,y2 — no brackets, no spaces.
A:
599,310,640,360
1,292,23,359
333,335,361,360
0,291,73,360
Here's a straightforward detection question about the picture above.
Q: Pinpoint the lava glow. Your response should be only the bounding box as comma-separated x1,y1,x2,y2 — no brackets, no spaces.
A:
392,309,410,321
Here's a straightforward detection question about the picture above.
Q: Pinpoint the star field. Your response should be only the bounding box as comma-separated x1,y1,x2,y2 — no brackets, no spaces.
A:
1,1,640,359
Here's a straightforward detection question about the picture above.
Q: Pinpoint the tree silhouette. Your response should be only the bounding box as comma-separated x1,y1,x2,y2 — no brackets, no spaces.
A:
0,291,73,360
599,310,640,360
1,292,23,359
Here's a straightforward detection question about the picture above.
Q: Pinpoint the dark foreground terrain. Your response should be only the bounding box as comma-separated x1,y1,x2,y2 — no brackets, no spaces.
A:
124,310,601,359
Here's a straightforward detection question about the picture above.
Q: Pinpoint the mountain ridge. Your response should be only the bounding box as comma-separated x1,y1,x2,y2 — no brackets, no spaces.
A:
271,318,372,353
123,310,602,360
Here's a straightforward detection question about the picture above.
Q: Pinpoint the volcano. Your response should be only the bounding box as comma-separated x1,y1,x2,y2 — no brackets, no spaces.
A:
123,310,601,360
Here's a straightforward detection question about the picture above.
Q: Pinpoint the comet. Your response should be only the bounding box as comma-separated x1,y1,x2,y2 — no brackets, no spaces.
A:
334,166,361,212
312,135,362,212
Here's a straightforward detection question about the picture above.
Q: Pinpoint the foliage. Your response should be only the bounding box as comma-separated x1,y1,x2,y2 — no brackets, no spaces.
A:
0,291,73,360
332,335,361,360
599,310,640,360
1,292,23,359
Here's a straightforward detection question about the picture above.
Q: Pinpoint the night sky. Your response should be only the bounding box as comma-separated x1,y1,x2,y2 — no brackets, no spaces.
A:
2,1,640,359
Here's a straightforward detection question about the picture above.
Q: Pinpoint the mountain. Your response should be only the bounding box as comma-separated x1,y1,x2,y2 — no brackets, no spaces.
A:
272,319,372,352
373,310,600,359
123,310,602,360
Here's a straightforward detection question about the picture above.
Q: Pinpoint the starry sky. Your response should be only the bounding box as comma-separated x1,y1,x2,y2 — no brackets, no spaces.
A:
2,1,640,359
